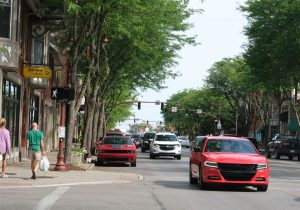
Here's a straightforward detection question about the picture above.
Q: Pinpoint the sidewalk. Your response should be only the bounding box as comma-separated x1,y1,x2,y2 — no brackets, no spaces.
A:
0,151,142,189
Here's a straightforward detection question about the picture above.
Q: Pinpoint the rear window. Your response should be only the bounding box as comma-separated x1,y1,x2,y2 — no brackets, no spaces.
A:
204,139,257,154
103,137,133,145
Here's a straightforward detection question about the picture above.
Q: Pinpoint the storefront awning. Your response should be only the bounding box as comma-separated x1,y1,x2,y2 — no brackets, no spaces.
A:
288,119,298,131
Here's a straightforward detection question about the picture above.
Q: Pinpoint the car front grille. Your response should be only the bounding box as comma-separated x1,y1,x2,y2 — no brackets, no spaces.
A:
159,145,176,151
104,158,128,161
218,163,257,181
101,150,133,153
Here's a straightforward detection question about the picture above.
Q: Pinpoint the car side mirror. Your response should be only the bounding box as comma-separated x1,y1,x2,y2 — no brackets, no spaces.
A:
149,139,154,142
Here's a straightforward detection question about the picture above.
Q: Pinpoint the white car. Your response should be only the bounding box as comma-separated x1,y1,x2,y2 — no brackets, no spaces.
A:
149,132,181,159
178,136,190,148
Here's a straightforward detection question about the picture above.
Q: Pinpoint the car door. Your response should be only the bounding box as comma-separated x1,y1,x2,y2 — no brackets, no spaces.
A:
190,139,205,178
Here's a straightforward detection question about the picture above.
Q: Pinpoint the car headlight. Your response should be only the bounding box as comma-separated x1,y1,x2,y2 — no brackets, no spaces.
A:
257,163,268,170
204,161,218,168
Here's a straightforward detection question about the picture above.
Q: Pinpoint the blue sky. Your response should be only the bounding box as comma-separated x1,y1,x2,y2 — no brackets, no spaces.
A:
118,0,248,130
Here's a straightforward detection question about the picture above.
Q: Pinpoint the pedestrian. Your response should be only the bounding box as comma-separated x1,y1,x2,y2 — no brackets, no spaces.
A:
26,122,46,179
0,117,10,178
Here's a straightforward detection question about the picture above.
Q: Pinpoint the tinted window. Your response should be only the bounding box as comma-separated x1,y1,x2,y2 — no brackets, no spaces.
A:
103,137,132,145
144,133,156,139
156,135,177,141
0,0,11,38
204,139,257,154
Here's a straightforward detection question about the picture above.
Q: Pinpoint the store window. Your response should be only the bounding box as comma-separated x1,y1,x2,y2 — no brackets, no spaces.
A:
2,79,20,147
29,94,39,126
0,0,11,38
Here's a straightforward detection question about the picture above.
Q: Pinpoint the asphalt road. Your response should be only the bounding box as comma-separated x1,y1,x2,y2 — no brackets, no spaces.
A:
1,148,300,210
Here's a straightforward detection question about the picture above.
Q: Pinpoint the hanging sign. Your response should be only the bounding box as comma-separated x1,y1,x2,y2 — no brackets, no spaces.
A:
23,66,52,79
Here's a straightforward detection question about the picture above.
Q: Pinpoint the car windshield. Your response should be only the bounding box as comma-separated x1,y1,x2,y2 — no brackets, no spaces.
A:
156,135,177,141
204,139,257,154
144,133,156,139
103,137,133,145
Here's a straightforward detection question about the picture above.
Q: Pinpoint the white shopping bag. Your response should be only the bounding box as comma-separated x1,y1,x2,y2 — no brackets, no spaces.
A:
40,156,50,171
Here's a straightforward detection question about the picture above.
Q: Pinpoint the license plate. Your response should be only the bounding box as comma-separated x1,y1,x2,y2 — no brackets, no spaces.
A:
112,145,122,149
290,150,295,153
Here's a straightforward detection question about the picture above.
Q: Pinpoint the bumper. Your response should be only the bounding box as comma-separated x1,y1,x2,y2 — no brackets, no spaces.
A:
97,153,136,163
151,146,181,156
202,167,269,186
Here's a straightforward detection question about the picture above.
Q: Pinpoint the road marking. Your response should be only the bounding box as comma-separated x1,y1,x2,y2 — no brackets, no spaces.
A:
33,186,70,210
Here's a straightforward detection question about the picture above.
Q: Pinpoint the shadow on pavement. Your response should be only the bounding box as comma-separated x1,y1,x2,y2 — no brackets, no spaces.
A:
153,180,257,192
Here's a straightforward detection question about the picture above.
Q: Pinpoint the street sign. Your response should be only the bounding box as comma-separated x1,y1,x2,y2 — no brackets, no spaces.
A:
58,126,66,138
217,121,222,130
196,109,202,114
23,66,52,79
171,107,177,112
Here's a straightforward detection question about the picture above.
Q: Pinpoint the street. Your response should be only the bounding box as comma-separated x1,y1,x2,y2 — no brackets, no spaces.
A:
0,148,300,210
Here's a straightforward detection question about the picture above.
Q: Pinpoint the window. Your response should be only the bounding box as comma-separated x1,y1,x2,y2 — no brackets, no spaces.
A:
32,36,44,65
0,0,11,38
29,94,39,126
2,79,20,147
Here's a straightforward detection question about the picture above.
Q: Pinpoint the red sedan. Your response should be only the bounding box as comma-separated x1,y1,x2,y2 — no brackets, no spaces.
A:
96,136,136,167
189,136,269,191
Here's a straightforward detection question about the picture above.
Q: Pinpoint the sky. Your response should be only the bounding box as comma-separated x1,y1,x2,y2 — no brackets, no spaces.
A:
117,0,248,131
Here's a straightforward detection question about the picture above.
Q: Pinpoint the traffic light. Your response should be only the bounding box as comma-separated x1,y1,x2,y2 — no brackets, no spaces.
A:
51,87,75,101
134,118,136,123
161,103,164,110
185,109,189,116
147,120,149,124
138,102,141,110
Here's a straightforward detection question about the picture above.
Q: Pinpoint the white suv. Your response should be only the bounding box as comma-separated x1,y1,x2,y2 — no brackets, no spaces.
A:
149,132,181,159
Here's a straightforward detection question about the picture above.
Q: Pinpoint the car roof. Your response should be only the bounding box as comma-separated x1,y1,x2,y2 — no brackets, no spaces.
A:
207,136,249,141
104,136,130,139
156,132,176,135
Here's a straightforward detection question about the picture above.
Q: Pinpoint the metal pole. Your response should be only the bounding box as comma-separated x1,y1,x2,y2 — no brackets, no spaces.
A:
236,110,238,135
54,103,67,171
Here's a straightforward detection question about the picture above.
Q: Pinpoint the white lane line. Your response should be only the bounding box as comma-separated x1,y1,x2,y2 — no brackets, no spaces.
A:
33,186,70,210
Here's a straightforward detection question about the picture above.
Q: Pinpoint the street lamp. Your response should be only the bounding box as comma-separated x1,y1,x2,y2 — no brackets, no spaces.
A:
236,98,244,135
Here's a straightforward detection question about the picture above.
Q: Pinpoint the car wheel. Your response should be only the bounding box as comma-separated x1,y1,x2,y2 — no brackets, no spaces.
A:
274,149,280,159
131,161,136,167
198,165,207,190
257,185,268,192
141,147,146,152
189,166,198,184
288,155,293,160
298,155,300,161
150,154,155,159
175,155,181,160
95,160,104,166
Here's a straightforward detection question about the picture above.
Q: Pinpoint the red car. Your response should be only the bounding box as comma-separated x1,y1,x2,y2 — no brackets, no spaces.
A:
96,136,136,167
189,136,269,191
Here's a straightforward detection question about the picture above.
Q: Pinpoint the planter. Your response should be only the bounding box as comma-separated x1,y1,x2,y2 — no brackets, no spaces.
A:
71,151,83,166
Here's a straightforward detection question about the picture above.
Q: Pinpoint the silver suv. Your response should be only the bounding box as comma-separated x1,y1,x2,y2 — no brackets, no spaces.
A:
149,132,181,159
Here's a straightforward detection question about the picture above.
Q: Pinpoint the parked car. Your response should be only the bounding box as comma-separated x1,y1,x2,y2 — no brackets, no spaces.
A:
178,136,190,148
149,132,181,159
189,136,269,191
141,132,156,152
95,136,136,167
266,134,300,160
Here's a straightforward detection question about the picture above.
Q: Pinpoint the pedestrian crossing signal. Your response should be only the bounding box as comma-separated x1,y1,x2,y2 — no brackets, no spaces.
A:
138,102,141,110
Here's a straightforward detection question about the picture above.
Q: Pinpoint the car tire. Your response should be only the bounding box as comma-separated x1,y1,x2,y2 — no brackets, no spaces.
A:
95,160,104,166
298,155,300,161
274,149,280,159
257,185,268,192
175,155,181,160
288,155,293,160
150,154,155,159
189,167,198,184
141,147,146,152
198,165,207,190
131,161,136,167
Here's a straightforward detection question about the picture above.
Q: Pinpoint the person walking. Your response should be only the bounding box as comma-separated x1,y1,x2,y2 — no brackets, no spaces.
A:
0,118,11,178
26,122,46,179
